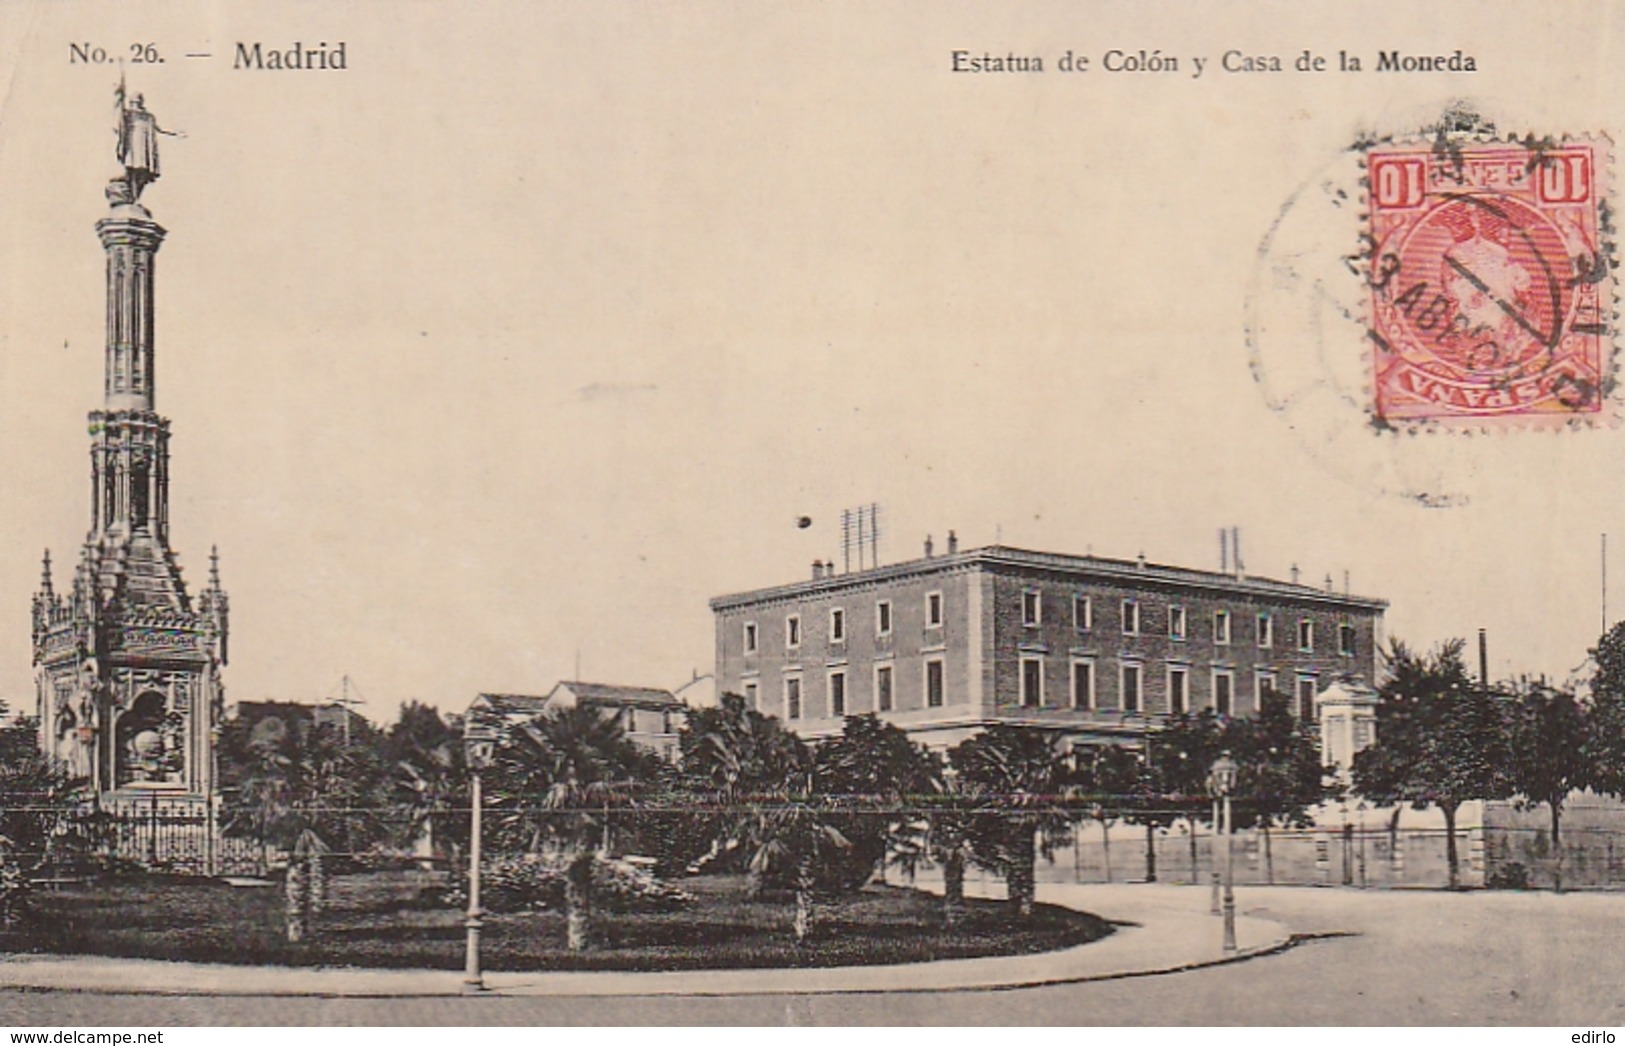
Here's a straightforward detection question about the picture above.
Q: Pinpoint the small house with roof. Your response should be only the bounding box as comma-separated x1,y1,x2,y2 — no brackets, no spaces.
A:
470,681,684,762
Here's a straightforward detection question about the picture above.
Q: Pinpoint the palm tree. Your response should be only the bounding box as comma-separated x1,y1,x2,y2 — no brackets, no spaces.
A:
743,751,851,943
950,725,1076,919
386,702,466,867
918,760,979,927
679,693,807,896
487,703,655,952
814,714,936,892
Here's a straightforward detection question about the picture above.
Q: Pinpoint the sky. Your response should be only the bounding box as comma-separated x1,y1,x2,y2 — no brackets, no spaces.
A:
0,1,1621,723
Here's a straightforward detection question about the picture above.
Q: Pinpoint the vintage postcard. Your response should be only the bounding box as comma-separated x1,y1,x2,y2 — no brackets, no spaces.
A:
0,0,1621,1034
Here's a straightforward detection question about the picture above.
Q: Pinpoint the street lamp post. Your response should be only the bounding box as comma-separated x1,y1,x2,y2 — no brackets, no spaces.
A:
1211,751,1238,954
1208,783,1221,915
463,716,497,993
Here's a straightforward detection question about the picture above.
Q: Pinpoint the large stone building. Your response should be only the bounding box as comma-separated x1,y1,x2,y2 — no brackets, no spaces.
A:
711,540,1385,748
31,93,229,813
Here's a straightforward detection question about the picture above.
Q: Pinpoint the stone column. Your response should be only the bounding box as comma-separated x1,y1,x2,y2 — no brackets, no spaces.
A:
95,211,166,413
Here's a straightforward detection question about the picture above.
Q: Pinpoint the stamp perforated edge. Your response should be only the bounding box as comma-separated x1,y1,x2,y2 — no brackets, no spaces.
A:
1353,118,1619,435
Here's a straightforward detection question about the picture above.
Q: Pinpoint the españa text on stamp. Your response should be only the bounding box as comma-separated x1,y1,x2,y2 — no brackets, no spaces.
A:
1365,138,1613,425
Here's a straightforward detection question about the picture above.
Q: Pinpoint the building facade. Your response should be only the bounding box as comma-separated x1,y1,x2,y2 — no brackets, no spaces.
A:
711,544,1385,748
31,94,228,812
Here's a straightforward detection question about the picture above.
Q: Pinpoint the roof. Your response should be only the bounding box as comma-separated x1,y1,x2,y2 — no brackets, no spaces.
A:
472,693,550,717
473,683,682,719
709,544,1388,612
550,681,681,709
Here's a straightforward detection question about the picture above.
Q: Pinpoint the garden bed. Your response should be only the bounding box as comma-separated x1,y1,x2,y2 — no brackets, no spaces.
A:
0,871,1114,972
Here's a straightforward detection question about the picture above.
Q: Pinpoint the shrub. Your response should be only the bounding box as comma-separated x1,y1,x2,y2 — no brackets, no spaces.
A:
1486,862,1530,890
450,853,693,914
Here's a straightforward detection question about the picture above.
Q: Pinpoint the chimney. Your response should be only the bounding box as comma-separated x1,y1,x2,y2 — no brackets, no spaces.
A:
1220,529,1228,573
1231,526,1244,575
1478,628,1489,693
1324,573,1334,592
812,559,823,580
947,530,958,555
1137,551,1146,570
924,534,934,558
1343,570,1350,595
1290,563,1300,585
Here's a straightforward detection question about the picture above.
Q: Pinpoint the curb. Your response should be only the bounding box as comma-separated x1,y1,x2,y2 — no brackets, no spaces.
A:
0,888,1298,998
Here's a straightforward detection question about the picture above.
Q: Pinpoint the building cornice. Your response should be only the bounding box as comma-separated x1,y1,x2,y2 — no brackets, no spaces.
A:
710,545,1389,613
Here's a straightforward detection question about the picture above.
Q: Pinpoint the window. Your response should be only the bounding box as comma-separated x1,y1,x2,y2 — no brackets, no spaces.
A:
785,677,802,720
786,614,801,650
1298,618,1315,652
1120,662,1143,713
1020,657,1044,708
926,591,944,627
1167,666,1189,715
829,607,846,643
925,659,945,708
1296,675,1317,720
1121,599,1141,636
1257,670,1277,708
1071,658,1095,710
829,670,846,717
622,707,637,732
743,621,758,654
1353,719,1373,747
1168,604,1187,640
744,681,758,709
1213,610,1232,645
1022,588,1042,627
1213,670,1234,717
876,599,893,637
875,664,894,712
1257,613,1273,649
1339,623,1357,657
1074,595,1093,630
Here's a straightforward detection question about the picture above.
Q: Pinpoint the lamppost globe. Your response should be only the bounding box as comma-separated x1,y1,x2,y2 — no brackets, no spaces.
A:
464,718,497,770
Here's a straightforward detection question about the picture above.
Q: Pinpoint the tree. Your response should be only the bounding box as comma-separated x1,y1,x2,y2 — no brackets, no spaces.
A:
814,714,936,891
1352,639,1512,889
1152,710,1225,883
1586,621,1625,799
741,745,850,943
219,709,391,867
677,692,807,896
918,760,979,927
1224,691,1330,883
385,702,467,865
0,705,93,919
486,704,658,951
1099,717,1227,884
881,744,982,927
1076,743,1140,883
950,725,1075,918
1506,680,1589,891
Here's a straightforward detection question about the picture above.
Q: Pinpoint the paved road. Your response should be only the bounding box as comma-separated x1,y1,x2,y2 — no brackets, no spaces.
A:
2,887,1622,1025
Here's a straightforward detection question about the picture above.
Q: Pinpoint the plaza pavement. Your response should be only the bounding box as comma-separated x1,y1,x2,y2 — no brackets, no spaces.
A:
0,882,1289,998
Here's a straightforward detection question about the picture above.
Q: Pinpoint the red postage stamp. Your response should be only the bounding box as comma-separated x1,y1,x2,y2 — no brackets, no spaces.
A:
1365,138,1613,425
